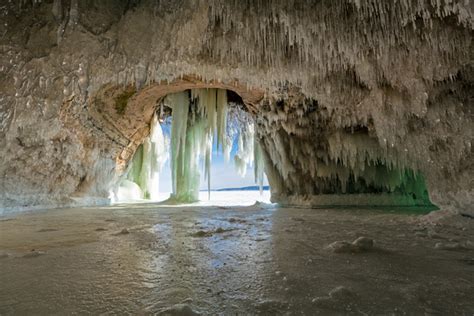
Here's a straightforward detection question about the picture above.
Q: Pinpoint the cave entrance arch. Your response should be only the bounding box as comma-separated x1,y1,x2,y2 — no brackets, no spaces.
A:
91,77,268,205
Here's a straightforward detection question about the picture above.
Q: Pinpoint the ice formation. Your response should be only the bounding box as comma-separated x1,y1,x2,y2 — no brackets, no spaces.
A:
233,117,255,177
162,89,263,203
115,88,263,203
257,97,434,206
115,116,168,201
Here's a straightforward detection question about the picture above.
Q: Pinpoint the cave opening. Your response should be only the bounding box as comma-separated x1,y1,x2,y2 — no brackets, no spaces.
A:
112,88,270,206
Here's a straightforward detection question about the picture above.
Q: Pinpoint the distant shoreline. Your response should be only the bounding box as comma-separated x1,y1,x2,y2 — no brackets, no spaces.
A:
200,185,270,192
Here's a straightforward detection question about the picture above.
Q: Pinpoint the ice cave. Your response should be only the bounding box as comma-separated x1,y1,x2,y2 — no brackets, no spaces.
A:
0,0,473,314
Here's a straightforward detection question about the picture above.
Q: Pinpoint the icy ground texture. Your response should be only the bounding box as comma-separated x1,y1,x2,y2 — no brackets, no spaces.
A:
0,204,473,314
0,1,472,211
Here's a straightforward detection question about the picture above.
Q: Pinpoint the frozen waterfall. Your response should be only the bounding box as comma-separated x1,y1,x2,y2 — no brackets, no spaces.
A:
114,115,168,201
116,89,264,203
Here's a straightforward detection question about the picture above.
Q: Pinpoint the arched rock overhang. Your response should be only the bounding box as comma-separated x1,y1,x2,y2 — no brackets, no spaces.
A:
74,75,264,175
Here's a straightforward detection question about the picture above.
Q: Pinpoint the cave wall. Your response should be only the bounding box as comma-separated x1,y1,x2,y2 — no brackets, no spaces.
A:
0,0,472,212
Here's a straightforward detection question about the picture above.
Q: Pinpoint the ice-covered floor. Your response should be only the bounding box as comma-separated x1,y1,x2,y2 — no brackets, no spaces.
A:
0,201,473,315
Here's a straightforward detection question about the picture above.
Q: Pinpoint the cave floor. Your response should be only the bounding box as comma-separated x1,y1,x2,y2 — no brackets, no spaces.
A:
0,203,473,315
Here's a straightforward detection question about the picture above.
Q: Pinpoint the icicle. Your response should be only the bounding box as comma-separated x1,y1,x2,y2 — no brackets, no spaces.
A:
254,137,265,194
116,115,168,201
233,120,255,176
147,116,168,199
118,88,267,203
193,88,217,199
164,88,233,202
205,136,212,200
204,89,216,198
216,89,228,152
167,91,195,201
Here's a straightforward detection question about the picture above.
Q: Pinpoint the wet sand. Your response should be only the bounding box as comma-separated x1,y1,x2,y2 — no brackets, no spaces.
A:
0,203,473,315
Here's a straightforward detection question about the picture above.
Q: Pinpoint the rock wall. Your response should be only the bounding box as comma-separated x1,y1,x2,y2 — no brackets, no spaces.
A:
0,0,472,212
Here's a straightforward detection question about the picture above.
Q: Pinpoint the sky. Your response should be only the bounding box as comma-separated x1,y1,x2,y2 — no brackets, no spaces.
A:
158,123,268,192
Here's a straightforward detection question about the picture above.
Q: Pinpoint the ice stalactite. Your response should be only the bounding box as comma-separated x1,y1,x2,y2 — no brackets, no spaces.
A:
233,124,255,177
254,139,265,194
216,89,228,151
189,88,229,199
115,115,168,201
225,105,257,178
256,97,435,206
163,89,264,203
166,91,195,202
146,115,168,199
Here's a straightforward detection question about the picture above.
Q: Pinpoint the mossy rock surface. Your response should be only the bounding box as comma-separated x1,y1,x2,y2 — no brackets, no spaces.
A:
114,87,136,115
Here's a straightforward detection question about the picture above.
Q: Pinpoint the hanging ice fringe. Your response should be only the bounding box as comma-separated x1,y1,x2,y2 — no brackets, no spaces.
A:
118,88,264,203
166,89,262,202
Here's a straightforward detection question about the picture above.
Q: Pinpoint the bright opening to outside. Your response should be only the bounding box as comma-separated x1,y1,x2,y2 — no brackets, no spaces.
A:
111,88,270,206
